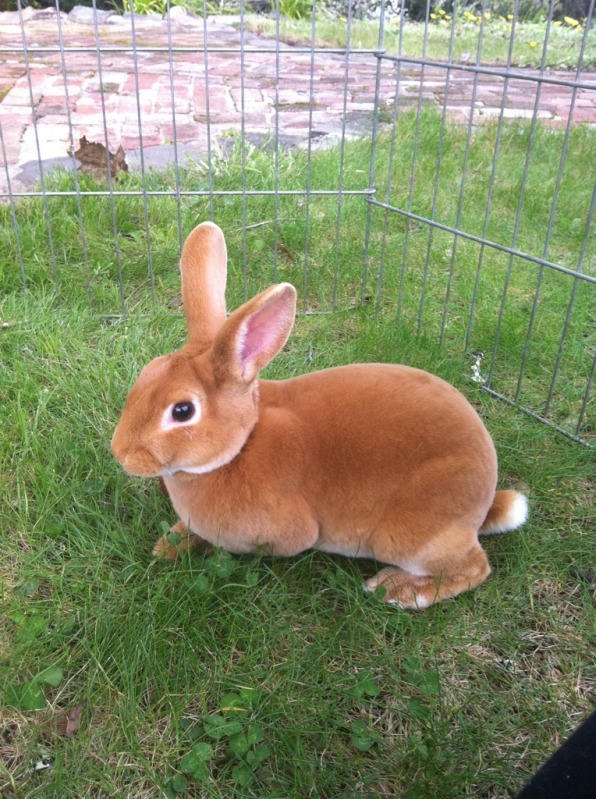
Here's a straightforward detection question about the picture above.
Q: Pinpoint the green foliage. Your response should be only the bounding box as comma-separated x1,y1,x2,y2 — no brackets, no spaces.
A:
278,0,313,20
6,665,64,712
173,690,270,789
127,0,192,16
129,0,167,13
247,7,596,69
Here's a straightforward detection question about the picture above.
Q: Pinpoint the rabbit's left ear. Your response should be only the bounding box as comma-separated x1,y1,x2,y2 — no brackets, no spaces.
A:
211,283,297,384
180,222,228,348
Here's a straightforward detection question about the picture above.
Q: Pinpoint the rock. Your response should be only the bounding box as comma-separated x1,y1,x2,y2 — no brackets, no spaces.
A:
0,7,36,25
167,6,201,24
68,5,116,25
15,157,79,191
109,11,164,27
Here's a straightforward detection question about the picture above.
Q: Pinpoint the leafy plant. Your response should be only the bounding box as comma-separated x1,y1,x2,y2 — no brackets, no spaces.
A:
129,0,168,14
279,0,313,21
6,666,64,712
128,0,191,15
175,689,270,789
349,718,381,751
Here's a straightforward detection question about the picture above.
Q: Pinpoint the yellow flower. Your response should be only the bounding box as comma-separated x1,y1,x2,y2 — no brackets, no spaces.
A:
530,41,537,48
507,14,513,20
499,16,506,21
446,14,451,20
439,8,446,14
484,11,491,20
553,20,562,26
564,16,579,26
430,12,437,19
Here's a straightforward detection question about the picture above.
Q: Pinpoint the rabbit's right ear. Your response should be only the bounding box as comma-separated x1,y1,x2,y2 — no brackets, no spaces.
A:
180,222,228,347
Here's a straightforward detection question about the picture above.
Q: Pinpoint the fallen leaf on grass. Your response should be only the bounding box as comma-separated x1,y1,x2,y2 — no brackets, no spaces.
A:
68,136,128,181
55,705,83,739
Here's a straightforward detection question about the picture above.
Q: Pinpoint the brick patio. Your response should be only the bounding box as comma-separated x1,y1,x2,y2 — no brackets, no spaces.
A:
1,5,594,196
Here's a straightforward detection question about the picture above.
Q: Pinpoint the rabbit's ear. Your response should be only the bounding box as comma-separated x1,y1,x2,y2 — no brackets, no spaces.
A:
180,222,228,346
212,283,297,384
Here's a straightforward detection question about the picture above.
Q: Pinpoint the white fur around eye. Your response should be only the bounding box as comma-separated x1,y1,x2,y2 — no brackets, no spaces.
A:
160,396,202,432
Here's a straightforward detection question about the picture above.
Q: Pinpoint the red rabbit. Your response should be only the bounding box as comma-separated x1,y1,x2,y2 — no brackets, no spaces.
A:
112,222,528,609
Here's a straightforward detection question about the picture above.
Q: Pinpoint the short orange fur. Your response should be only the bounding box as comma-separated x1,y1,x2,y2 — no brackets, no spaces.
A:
112,222,528,609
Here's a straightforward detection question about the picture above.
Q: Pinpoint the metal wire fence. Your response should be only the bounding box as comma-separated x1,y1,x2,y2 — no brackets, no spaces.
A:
0,0,594,444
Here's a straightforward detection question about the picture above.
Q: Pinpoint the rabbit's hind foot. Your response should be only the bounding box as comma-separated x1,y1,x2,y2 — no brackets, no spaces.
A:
363,544,491,610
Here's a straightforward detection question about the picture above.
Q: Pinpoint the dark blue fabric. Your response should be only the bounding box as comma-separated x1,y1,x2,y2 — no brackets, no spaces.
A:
517,711,596,799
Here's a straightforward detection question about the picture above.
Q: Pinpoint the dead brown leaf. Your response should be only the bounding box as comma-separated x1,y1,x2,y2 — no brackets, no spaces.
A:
55,705,83,739
68,137,128,181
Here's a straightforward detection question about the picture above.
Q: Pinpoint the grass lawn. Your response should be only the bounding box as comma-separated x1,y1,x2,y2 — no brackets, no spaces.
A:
1,111,595,797
244,14,596,70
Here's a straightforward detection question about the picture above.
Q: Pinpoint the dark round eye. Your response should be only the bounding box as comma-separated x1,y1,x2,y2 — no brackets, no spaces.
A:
171,401,195,423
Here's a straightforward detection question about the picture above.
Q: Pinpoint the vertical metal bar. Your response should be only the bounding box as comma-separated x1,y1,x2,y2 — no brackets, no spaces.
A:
543,181,596,418
55,0,93,307
240,0,248,300
201,0,214,222
128,3,155,302
487,0,551,387
331,0,354,308
439,0,489,346
301,0,317,311
17,0,59,295
464,5,519,352
0,119,27,294
514,0,594,404
394,0,432,320
90,0,125,313
272,0,281,283
361,0,387,299
575,351,595,438
417,1,459,334
375,0,405,311
165,0,183,249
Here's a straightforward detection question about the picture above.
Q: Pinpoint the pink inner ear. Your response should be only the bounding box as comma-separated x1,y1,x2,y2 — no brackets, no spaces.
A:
240,293,293,375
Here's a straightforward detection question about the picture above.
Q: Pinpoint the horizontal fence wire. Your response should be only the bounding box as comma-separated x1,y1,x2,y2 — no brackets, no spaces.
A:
377,57,596,92
367,199,596,285
4,189,375,197
1,0,594,444
0,46,383,55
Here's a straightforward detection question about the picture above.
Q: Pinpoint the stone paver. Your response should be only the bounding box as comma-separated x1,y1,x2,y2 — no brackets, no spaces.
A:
1,6,594,195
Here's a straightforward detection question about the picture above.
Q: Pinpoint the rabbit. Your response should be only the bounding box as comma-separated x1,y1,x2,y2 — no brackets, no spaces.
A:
111,222,529,609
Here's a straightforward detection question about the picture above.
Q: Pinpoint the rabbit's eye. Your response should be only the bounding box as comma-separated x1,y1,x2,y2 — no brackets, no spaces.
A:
172,401,195,422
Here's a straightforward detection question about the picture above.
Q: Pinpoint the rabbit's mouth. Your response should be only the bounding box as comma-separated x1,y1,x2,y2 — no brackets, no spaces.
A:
163,446,240,478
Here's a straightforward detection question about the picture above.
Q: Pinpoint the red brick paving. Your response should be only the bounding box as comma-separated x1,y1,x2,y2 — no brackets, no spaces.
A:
0,6,594,195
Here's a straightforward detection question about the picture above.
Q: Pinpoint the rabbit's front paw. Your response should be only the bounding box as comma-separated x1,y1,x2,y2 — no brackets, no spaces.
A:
153,520,212,560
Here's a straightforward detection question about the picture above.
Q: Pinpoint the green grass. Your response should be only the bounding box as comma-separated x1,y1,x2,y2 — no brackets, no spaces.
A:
1,112,595,797
1,297,594,798
244,14,596,70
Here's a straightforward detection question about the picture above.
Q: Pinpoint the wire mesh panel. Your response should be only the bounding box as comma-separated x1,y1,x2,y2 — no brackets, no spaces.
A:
0,0,594,443
365,0,595,444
